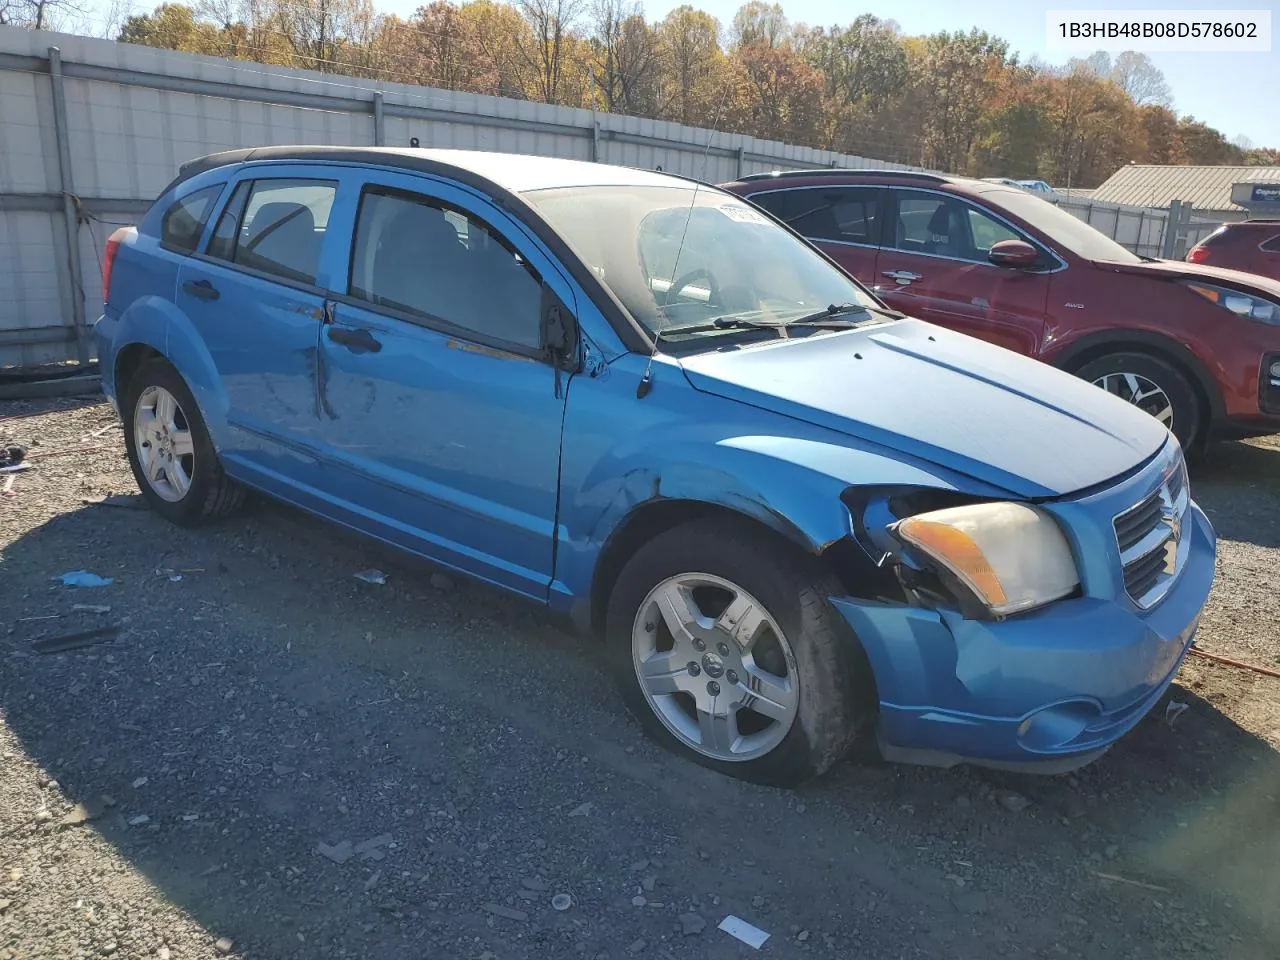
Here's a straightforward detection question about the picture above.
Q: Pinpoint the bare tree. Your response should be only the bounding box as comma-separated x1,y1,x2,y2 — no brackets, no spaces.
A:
515,0,586,104
1110,50,1172,108
0,0,87,30
589,0,659,114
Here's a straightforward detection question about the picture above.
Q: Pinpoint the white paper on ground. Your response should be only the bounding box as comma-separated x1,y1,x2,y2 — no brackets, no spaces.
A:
718,915,770,949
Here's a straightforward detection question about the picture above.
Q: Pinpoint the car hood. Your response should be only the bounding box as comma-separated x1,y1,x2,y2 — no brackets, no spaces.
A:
1102,257,1280,299
677,319,1170,499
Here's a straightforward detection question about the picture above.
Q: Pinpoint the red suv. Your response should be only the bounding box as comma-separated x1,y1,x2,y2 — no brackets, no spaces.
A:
721,170,1280,451
1186,219,1280,280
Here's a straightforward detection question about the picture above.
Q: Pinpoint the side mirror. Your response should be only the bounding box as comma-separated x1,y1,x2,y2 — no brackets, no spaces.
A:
988,239,1040,269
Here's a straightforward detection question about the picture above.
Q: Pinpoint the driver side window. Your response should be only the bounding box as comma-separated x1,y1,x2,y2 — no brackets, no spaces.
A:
348,188,543,349
889,191,1029,264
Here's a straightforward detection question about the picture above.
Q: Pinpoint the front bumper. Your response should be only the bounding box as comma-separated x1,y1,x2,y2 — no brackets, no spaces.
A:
830,499,1216,774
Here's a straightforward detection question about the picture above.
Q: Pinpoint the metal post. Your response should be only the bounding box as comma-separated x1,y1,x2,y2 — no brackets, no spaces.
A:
1111,206,1121,239
1160,201,1181,258
590,118,601,162
1173,200,1194,260
736,146,745,179
48,46,90,367
1134,209,1145,256
372,91,385,146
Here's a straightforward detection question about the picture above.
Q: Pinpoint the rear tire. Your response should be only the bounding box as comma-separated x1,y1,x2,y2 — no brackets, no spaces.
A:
1075,351,1202,451
122,358,245,526
605,517,873,787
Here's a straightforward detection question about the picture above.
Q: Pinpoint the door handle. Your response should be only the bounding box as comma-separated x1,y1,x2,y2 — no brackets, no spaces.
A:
182,279,220,301
327,325,382,354
882,270,922,285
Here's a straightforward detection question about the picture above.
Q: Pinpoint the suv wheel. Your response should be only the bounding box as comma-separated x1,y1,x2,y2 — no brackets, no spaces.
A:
605,517,872,787
1075,352,1201,450
122,358,245,525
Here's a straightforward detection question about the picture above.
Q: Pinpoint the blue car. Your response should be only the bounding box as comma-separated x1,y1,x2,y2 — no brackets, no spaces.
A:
94,147,1216,786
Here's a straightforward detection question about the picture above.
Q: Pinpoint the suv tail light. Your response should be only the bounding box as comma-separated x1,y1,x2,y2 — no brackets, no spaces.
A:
1186,245,1209,264
102,226,135,304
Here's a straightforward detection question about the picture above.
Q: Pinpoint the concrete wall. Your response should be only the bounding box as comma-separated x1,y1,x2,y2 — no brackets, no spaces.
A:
0,24,1219,371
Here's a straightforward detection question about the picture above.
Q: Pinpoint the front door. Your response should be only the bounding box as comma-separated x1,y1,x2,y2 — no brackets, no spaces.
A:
313,174,574,600
175,173,338,487
873,189,1053,356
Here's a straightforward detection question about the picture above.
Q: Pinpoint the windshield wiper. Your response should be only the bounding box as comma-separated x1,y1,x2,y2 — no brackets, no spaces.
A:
659,303,885,339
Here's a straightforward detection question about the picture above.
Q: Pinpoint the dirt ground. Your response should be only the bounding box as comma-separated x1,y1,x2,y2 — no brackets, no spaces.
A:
2,397,1279,960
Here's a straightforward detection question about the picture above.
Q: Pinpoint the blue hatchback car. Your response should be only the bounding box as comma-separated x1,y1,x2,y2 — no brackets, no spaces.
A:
95,147,1216,786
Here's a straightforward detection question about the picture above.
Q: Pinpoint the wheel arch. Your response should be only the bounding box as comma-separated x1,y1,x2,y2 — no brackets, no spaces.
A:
580,496,898,643
1047,331,1224,424
114,342,167,398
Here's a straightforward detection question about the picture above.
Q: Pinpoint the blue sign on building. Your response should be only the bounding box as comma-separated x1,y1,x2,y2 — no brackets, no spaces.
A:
1251,184,1280,203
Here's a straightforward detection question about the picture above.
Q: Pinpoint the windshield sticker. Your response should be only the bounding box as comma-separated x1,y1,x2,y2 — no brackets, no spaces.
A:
717,204,769,225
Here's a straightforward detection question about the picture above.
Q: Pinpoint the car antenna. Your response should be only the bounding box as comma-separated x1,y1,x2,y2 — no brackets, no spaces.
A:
636,89,736,400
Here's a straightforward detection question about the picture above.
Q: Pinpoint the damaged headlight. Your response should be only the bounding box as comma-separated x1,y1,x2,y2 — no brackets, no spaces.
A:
891,502,1079,617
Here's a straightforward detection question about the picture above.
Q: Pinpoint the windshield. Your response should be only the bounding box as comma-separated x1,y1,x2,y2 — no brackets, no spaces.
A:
522,184,878,336
979,187,1142,264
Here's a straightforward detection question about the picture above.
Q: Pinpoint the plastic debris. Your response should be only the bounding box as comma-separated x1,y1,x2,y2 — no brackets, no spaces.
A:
60,799,105,826
718,915,770,949
354,569,387,585
481,903,528,922
72,604,112,614
56,571,114,588
0,444,26,468
32,625,120,654
1165,700,1189,726
567,801,593,818
316,841,355,864
551,893,572,911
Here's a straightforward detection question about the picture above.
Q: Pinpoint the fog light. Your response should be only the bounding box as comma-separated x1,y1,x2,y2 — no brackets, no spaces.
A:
1270,360,1280,379
1015,701,1100,751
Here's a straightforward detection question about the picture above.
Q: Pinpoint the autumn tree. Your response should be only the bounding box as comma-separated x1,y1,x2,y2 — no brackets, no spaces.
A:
802,15,907,152
513,0,585,104
587,0,660,114
118,2,222,51
916,29,1010,173
654,5,723,126
101,0,1276,179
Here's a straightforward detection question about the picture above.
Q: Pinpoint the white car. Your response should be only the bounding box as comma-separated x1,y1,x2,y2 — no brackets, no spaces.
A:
1016,179,1060,203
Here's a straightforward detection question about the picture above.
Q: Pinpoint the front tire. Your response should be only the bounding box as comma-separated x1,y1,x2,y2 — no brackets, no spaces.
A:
122,358,245,526
1075,351,1202,451
605,517,873,787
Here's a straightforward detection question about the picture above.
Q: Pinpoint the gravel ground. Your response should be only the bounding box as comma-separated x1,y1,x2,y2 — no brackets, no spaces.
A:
2,397,1279,960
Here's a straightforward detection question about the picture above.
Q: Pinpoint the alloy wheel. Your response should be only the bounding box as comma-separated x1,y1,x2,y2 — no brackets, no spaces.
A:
1092,371,1174,429
631,573,799,762
133,384,196,502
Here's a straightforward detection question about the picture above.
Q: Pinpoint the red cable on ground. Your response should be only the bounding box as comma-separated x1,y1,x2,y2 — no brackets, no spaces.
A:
1189,646,1280,680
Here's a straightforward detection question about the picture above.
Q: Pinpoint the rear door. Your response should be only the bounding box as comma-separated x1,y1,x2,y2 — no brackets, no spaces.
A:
175,171,338,488
873,189,1054,356
746,186,884,288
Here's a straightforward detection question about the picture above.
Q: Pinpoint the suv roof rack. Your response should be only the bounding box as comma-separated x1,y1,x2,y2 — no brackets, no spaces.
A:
736,168,950,184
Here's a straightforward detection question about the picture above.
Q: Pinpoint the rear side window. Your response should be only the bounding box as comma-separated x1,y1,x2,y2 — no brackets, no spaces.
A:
207,178,336,285
160,185,223,254
748,188,881,245
1260,234,1280,253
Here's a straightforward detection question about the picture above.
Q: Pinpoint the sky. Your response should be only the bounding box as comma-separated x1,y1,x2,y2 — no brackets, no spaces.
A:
80,0,1280,147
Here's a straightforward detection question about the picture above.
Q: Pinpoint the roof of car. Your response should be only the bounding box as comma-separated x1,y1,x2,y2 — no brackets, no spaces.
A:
171,145,694,195
725,168,1012,196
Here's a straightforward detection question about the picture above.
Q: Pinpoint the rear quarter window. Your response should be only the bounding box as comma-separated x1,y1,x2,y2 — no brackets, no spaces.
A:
1260,234,1280,253
160,184,224,254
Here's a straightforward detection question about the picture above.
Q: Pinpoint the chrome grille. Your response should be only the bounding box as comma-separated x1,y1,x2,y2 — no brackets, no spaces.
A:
1113,452,1190,608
